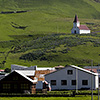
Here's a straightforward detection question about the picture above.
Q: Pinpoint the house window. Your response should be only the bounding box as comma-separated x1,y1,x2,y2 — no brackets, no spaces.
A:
82,80,88,85
51,80,56,85
67,70,73,75
3,84,10,89
21,84,29,89
13,76,18,80
61,80,67,85
72,80,76,85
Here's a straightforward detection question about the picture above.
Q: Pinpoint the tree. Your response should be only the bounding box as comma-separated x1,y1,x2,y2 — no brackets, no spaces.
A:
4,68,11,73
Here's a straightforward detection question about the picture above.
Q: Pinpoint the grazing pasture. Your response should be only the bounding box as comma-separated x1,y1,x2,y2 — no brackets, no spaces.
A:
0,0,100,68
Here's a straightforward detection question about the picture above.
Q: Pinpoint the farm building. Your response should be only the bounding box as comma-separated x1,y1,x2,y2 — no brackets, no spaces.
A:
11,64,37,71
0,64,55,93
71,15,90,34
0,70,37,93
45,65,99,90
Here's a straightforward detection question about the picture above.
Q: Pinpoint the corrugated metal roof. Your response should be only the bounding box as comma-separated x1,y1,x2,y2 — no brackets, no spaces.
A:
11,64,37,71
36,67,55,70
15,70,35,76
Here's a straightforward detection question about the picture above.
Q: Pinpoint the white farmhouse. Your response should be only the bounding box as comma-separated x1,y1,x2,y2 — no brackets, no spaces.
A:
45,65,98,90
71,15,91,34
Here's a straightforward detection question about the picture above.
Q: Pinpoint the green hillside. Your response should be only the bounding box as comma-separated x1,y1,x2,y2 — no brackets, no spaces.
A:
0,0,100,40
0,0,100,18
0,0,100,68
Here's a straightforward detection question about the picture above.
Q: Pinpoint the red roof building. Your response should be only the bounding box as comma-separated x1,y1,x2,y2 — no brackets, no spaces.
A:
79,25,90,30
71,15,90,34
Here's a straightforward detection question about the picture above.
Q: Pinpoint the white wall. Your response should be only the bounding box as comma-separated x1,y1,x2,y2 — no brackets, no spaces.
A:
45,66,98,90
73,22,80,28
71,28,90,34
80,30,90,34
95,75,99,89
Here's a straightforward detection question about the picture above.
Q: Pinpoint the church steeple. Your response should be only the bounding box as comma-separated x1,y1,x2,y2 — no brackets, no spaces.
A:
73,15,79,22
73,15,80,27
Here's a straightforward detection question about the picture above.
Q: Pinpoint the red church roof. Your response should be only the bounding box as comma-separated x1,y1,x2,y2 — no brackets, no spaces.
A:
79,25,90,30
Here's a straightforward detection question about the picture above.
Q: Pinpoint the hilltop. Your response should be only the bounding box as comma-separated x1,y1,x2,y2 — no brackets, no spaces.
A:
0,0,100,68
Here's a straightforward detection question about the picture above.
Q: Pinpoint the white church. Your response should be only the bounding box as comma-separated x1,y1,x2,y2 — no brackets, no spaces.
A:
71,15,91,34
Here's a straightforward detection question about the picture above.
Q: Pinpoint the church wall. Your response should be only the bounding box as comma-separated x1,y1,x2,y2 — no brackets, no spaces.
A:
79,30,90,34
73,22,80,28
71,28,80,34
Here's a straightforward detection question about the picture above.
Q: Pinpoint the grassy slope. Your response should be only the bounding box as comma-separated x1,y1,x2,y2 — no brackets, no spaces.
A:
0,0,100,40
0,0,99,68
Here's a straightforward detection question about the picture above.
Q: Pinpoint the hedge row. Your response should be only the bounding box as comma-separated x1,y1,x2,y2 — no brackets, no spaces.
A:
0,90,99,97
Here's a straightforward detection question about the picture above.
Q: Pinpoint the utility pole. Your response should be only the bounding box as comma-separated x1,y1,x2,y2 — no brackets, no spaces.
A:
76,68,78,93
91,60,93,100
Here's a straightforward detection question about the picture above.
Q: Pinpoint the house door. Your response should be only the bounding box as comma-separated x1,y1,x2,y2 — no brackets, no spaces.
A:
74,30,76,34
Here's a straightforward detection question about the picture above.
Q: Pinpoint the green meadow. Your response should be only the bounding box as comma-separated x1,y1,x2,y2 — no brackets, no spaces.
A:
0,0,100,68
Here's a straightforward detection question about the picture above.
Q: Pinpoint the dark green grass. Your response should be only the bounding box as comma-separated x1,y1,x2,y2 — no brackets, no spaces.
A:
0,96,98,100
2,33,100,68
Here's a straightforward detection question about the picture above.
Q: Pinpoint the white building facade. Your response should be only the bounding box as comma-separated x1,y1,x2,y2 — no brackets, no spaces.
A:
45,65,98,90
71,15,91,34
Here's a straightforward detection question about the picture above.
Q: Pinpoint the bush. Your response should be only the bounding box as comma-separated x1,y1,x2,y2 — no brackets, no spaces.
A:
4,68,11,73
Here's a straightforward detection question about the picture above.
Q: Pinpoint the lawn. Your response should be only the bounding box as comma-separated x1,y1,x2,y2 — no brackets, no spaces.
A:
0,96,98,100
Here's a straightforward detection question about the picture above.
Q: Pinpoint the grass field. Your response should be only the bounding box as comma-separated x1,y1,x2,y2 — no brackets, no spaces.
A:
0,16,100,68
0,96,99,100
0,0,100,68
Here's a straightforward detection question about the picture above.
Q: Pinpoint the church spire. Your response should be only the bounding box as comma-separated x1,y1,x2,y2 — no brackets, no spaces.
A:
73,15,79,22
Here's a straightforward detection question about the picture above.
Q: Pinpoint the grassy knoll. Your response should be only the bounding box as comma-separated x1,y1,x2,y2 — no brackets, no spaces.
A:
0,96,98,100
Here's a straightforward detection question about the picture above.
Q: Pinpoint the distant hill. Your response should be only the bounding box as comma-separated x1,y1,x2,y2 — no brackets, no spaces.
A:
0,0,100,19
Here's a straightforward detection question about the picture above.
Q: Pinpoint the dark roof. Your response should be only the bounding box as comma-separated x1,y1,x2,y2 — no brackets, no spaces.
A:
73,15,79,22
0,70,37,83
79,25,90,30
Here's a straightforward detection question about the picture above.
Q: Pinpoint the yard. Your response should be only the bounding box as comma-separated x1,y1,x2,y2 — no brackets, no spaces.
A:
0,96,99,100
